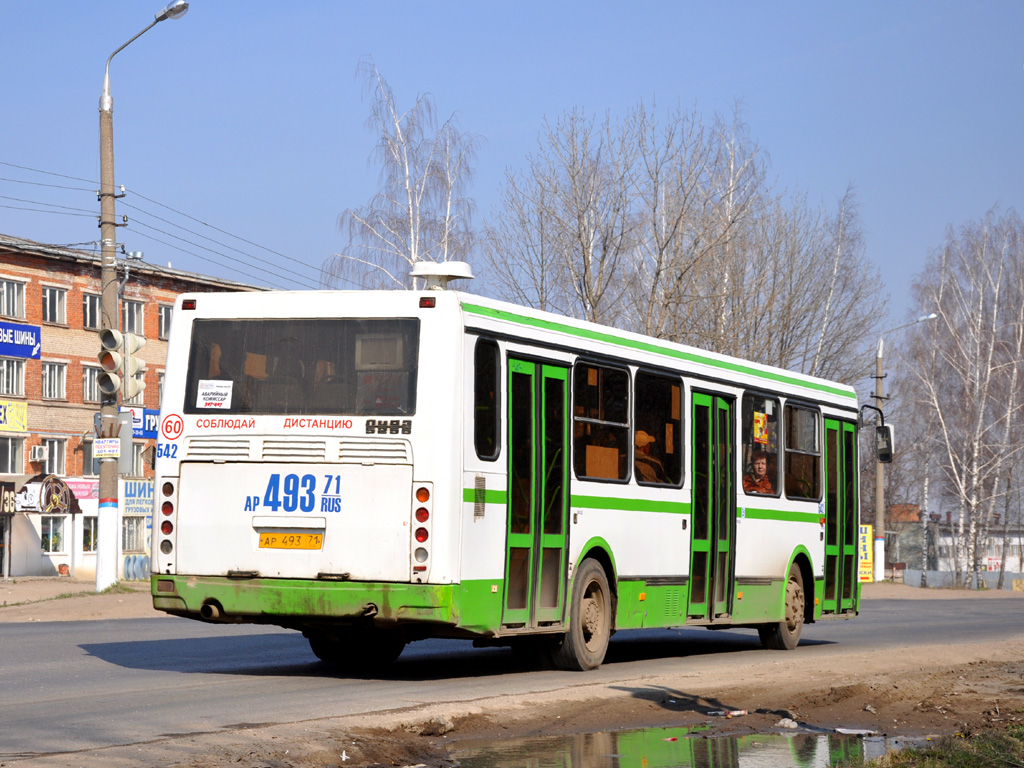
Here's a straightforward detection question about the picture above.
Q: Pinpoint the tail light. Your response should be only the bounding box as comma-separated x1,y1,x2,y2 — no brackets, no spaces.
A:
158,480,177,564
411,483,432,578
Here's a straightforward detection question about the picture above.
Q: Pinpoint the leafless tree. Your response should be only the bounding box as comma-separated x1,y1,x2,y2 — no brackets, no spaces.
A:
322,58,479,289
486,108,637,325
486,100,885,384
903,209,1024,586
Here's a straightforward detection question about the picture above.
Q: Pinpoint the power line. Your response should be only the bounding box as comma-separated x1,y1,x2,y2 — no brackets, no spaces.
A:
128,189,321,275
121,199,320,286
0,160,95,185
0,176,95,193
0,203,95,218
128,219,320,290
0,158,363,290
0,194,95,215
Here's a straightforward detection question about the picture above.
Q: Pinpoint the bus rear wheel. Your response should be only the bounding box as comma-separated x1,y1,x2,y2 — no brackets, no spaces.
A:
550,559,611,671
306,629,406,672
758,564,804,651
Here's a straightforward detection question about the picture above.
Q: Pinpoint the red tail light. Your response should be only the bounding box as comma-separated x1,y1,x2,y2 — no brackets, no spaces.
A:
415,527,429,543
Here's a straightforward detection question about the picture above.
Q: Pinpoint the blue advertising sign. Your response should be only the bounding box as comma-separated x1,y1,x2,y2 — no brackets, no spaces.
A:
122,406,160,439
0,321,41,359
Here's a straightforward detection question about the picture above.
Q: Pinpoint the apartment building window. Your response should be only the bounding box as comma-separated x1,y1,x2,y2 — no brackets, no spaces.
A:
0,437,23,474
43,438,65,475
131,442,144,476
83,366,101,403
0,279,25,318
83,294,101,330
122,299,144,335
42,287,67,325
0,358,24,396
42,362,67,400
81,439,100,476
159,305,173,339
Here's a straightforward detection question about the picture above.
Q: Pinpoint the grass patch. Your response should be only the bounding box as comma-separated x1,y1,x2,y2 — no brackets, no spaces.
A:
859,726,1024,767
99,581,137,595
1,580,143,608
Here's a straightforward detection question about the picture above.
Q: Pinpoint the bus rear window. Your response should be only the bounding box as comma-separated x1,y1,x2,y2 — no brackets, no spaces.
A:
183,318,419,416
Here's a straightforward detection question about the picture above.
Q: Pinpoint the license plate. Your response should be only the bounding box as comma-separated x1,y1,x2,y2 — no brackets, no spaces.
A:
258,532,323,550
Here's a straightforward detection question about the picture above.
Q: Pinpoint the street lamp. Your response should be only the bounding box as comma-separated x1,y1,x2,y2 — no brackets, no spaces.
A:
97,0,189,592
873,312,937,581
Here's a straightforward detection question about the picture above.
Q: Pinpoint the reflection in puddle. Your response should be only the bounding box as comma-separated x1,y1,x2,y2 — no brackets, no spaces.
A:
456,725,923,767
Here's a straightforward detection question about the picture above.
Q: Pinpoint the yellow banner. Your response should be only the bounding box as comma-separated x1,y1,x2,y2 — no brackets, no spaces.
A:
0,400,26,433
858,524,874,582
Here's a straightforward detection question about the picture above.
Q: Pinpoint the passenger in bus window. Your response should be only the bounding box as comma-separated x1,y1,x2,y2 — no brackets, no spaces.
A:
634,431,667,484
743,450,775,495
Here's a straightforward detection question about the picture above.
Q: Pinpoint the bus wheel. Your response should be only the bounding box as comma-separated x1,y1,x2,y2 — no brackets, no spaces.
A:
306,629,406,671
758,564,804,651
551,559,611,671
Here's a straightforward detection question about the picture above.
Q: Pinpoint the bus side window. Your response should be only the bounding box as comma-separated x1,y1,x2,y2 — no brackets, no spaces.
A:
741,393,780,496
572,363,629,481
633,371,682,486
474,339,500,460
784,404,821,500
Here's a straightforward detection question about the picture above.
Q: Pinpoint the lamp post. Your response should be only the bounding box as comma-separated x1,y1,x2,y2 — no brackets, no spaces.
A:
873,312,937,581
97,0,189,591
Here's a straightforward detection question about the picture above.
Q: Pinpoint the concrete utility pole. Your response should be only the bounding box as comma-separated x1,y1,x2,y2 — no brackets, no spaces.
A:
96,0,189,591
874,338,886,582
873,312,937,582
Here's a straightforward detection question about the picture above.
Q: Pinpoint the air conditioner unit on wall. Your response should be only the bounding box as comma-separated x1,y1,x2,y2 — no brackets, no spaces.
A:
30,445,46,463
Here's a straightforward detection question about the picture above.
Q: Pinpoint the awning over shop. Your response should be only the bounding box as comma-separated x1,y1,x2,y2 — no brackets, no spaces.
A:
10,474,82,516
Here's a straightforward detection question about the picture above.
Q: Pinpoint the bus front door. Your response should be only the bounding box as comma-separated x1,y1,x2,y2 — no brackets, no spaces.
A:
503,359,569,629
688,392,736,621
823,419,859,614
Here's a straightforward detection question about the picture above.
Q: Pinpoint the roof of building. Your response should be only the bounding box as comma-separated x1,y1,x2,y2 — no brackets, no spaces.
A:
0,234,266,292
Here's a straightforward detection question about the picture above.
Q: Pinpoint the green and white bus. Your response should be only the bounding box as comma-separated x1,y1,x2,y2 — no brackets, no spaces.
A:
151,268,864,670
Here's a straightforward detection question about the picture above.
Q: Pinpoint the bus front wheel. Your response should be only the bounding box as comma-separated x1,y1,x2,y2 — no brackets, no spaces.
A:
550,559,611,671
758,564,804,651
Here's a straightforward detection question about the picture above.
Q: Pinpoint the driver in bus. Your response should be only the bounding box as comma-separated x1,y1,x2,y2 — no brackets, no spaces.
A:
743,449,775,494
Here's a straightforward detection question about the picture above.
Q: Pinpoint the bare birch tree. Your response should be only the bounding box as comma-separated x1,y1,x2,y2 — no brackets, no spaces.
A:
904,209,1024,587
323,58,478,289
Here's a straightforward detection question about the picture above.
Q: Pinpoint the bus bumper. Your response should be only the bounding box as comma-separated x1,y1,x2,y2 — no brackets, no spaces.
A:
151,575,498,636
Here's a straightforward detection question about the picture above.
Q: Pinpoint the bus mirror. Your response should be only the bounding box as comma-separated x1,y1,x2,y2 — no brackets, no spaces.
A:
875,424,894,464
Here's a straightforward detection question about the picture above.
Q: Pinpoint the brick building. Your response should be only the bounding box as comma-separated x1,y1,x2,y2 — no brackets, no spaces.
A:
0,234,260,578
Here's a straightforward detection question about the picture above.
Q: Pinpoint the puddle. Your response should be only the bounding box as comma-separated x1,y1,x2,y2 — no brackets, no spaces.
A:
455,725,926,767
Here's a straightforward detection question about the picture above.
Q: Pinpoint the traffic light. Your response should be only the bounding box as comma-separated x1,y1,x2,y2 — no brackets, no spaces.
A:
97,329,146,399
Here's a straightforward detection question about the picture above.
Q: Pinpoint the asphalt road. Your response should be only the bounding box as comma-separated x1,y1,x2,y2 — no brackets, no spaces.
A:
3,597,1023,759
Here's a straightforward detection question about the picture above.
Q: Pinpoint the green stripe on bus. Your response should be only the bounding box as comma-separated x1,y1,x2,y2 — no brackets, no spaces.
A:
462,488,508,504
741,508,822,524
462,302,856,401
571,494,689,515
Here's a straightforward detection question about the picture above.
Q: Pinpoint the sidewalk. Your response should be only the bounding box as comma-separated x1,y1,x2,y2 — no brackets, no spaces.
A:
0,576,155,622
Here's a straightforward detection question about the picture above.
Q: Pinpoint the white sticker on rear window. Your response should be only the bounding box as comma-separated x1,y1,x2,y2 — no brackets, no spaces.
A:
197,379,233,409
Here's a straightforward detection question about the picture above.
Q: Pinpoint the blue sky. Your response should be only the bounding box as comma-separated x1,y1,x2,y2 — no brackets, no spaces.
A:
2,1,1021,324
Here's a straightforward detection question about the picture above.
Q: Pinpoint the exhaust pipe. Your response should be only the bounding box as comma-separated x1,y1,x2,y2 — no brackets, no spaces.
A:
200,601,221,620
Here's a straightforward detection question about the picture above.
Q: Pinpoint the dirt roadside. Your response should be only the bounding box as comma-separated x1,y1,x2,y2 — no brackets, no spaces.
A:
3,580,1023,768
